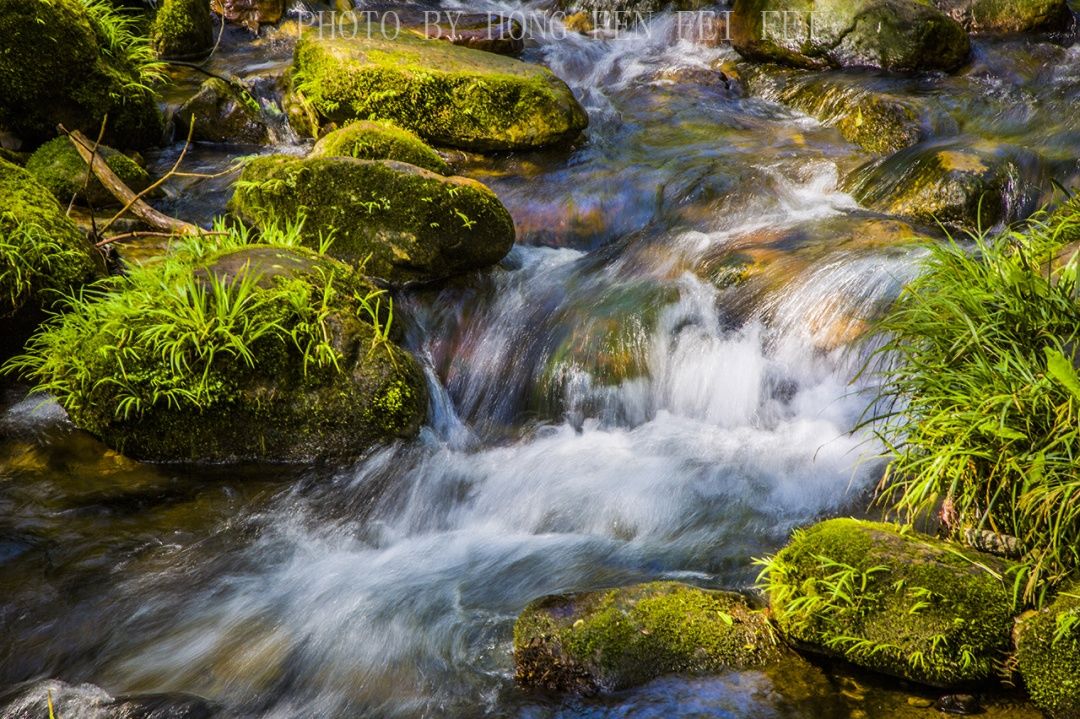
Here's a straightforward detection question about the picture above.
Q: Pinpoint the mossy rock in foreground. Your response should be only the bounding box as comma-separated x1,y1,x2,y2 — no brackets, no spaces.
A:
1016,584,1080,718
0,159,102,319
312,121,452,176
0,0,163,149
25,137,150,208
289,28,588,150
513,582,783,694
932,0,1072,34
17,244,427,463
763,519,1019,687
229,155,515,286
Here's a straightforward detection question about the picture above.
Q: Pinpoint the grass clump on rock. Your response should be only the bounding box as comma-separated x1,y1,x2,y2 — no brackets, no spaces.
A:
4,220,427,463
868,200,1080,600
513,582,782,694
758,519,1019,687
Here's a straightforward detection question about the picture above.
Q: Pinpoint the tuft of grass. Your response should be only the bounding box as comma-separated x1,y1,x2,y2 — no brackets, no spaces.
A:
0,214,94,316
865,200,1080,602
78,0,167,96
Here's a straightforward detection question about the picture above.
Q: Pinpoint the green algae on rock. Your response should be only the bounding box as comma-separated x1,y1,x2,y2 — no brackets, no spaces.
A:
152,0,215,59
932,0,1072,34
6,238,427,463
0,159,102,319
1015,584,1080,719
730,0,971,73
760,519,1019,687
177,78,273,145
312,121,452,175
229,155,515,285
513,582,782,693
288,28,588,150
0,0,164,149
26,137,151,208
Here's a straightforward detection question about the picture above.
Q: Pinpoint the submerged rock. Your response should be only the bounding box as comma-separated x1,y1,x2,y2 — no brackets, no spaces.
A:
0,679,220,719
761,519,1019,687
0,0,163,149
311,121,452,175
1015,584,1080,718
288,28,588,150
931,0,1072,34
177,78,272,145
14,244,427,463
152,0,215,60
845,140,1043,232
730,0,971,73
229,155,515,285
0,159,102,319
25,137,150,207
514,582,783,693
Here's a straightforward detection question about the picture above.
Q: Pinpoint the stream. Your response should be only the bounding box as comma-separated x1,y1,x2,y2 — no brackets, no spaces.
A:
2,2,1080,717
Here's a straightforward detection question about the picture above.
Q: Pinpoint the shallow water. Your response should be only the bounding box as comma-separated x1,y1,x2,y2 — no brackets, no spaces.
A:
3,2,1080,717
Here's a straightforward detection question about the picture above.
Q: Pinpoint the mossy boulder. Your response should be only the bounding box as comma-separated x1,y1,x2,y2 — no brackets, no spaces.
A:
741,65,954,155
13,243,427,463
1015,584,1080,718
311,121,452,175
25,137,151,207
152,0,215,59
0,159,102,319
932,0,1072,33
845,141,1042,232
0,0,163,149
513,582,783,694
228,155,515,286
288,28,588,150
762,519,1020,687
730,0,971,73
177,78,272,145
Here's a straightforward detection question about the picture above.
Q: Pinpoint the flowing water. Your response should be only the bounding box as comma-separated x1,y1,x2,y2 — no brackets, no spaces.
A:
2,2,1079,717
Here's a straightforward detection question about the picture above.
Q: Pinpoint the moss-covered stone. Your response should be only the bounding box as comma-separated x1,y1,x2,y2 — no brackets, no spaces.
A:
740,64,953,155
0,159,102,319
730,0,971,73
762,519,1020,687
311,121,452,175
288,28,588,150
152,0,215,59
845,141,1042,232
25,137,150,207
514,582,783,693
228,155,515,285
0,0,164,149
1015,584,1080,718
17,244,427,463
177,78,272,145
932,0,1071,34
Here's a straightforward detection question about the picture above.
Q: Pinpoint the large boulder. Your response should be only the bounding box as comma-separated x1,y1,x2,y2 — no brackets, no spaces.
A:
845,140,1043,232
513,582,783,694
0,0,164,149
25,137,151,207
311,121,452,175
152,0,215,60
931,0,1072,34
11,243,427,463
760,519,1020,687
730,0,971,73
288,28,588,150
228,155,515,285
0,159,102,319
177,78,273,145
1015,584,1080,719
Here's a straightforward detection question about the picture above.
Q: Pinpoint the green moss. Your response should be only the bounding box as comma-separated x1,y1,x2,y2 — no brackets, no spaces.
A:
514,582,783,693
1016,584,1080,718
312,121,452,175
760,519,1020,687
4,230,427,463
228,155,515,286
151,0,214,59
0,159,102,318
26,137,150,207
289,28,588,151
936,0,1071,33
0,0,163,149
